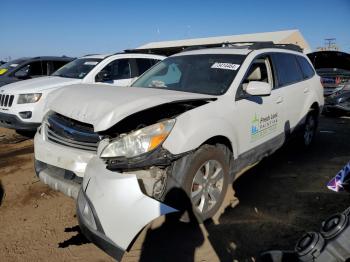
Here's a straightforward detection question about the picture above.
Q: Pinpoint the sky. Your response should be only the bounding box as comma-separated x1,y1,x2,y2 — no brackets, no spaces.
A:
1,0,349,60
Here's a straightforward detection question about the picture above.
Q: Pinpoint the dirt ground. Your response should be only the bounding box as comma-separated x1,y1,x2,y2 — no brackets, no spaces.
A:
0,116,349,262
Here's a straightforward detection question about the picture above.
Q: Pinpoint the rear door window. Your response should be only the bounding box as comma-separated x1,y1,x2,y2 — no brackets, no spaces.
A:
102,59,132,80
296,56,315,79
15,61,43,77
272,53,304,87
27,61,44,76
135,58,157,75
52,61,69,73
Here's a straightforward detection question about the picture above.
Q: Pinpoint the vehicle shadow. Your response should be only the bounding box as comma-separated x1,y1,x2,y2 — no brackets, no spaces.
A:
0,181,4,206
58,225,89,248
139,188,204,262
206,117,350,260
136,117,350,262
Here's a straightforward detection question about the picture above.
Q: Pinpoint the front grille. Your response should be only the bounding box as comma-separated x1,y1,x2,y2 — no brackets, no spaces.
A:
0,94,14,107
46,113,101,152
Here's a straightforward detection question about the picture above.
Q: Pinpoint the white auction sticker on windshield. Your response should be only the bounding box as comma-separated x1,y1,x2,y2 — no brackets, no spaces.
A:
211,63,240,71
84,61,99,65
10,64,19,67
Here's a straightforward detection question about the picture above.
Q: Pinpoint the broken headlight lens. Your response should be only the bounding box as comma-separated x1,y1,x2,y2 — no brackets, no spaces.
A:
100,119,175,158
17,93,42,104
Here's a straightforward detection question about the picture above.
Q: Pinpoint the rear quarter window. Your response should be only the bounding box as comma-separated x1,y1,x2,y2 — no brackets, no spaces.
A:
296,56,315,79
272,53,304,87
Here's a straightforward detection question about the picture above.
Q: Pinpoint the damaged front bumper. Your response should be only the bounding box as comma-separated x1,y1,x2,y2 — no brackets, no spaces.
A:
78,156,176,260
34,130,96,199
77,189,125,260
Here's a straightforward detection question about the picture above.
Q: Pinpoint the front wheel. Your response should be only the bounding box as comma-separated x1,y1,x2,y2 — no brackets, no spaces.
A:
164,144,231,221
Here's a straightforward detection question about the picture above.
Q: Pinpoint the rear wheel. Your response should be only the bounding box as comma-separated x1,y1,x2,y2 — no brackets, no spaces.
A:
301,111,318,147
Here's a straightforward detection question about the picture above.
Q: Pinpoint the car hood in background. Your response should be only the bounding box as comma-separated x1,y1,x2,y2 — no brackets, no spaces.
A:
0,76,81,93
0,77,20,88
46,84,215,132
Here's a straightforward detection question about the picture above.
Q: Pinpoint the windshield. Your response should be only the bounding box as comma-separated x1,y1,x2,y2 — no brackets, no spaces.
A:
0,58,27,76
132,54,245,95
52,58,102,79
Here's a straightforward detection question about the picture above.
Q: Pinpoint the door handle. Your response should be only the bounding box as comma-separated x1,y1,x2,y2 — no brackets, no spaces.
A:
276,96,284,104
304,87,310,93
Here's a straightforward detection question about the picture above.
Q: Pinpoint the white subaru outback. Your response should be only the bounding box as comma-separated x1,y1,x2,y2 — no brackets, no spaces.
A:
0,53,164,131
34,43,323,259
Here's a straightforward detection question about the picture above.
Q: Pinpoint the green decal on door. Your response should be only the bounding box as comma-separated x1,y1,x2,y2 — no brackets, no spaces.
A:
251,113,278,142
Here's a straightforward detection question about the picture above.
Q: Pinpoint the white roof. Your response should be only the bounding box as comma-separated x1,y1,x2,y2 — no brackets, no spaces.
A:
137,30,311,53
82,53,166,60
82,54,111,59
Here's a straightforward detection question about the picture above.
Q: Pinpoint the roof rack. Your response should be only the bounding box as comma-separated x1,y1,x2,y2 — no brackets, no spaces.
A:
82,54,101,57
221,41,303,52
125,41,303,56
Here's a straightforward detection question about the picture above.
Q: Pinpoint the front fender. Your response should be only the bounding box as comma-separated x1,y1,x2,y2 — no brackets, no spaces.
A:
163,113,238,158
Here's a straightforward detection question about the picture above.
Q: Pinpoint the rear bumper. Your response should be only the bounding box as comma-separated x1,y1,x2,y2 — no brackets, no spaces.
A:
77,189,125,260
0,112,40,130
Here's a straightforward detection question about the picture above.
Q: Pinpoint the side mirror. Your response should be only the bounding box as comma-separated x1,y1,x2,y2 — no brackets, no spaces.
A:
245,81,272,96
14,69,29,79
95,70,112,82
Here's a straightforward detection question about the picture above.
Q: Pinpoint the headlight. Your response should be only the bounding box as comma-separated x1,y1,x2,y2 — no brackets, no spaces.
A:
17,93,42,104
100,119,176,158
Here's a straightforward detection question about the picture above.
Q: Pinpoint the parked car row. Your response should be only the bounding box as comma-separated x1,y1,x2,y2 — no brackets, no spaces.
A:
0,56,74,87
0,53,164,131
1,43,324,260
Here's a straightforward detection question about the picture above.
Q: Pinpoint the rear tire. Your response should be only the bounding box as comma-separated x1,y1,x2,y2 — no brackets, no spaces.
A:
300,110,318,147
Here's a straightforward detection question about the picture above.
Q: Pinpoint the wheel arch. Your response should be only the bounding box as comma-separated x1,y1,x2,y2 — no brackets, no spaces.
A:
201,135,234,156
310,101,320,115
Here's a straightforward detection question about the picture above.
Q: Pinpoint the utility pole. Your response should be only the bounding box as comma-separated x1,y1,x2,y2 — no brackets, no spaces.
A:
317,38,340,51
325,38,336,50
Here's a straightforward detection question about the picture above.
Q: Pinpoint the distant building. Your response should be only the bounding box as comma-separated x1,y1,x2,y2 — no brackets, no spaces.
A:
137,29,312,54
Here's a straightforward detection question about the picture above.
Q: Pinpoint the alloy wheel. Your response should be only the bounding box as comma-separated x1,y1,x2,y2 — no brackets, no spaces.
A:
304,115,316,146
190,160,224,214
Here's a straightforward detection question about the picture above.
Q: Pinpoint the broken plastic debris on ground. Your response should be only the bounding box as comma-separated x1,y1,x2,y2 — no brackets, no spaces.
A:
327,161,350,192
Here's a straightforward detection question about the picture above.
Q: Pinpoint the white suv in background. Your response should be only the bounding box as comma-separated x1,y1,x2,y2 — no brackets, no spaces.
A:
34,42,323,259
0,53,165,131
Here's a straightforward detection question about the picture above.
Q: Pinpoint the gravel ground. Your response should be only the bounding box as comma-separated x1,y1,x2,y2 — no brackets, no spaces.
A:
0,116,349,262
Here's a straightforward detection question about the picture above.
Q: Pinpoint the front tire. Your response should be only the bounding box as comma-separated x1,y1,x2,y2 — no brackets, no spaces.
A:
164,144,231,221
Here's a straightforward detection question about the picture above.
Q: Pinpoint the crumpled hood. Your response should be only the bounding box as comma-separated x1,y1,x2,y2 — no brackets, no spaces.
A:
0,76,81,94
46,84,215,132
